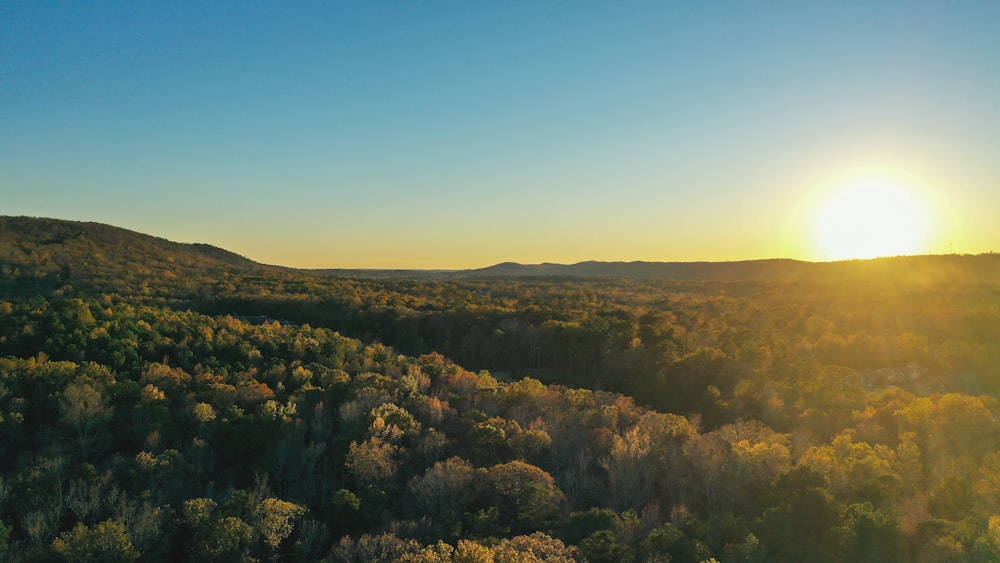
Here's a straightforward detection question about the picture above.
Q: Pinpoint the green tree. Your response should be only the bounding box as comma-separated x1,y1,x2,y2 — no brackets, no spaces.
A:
929,476,975,521
756,468,843,563
0,519,11,556
486,460,565,534
840,502,904,563
579,529,634,563
330,489,363,533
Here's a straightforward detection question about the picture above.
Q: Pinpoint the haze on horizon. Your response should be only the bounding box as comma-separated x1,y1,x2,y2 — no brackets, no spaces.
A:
3,2,999,269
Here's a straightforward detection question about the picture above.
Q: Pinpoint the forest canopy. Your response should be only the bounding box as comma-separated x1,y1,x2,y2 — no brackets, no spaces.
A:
2,217,1000,562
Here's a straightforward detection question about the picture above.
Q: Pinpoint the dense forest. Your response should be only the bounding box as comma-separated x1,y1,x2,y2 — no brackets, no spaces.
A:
2,216,1000,561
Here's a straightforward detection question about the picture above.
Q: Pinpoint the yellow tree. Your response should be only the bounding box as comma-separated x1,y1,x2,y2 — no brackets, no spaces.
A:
59,380,111,460
346,437,399,488
255,498,307,554
52,520,139,562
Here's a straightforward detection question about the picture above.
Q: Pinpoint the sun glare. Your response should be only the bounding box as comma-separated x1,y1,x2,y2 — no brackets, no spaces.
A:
813,175,930,260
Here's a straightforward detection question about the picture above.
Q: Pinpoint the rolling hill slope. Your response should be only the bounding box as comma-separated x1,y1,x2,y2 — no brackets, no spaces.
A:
0,216,273,298
463,255,1000,285
4,216,1000,293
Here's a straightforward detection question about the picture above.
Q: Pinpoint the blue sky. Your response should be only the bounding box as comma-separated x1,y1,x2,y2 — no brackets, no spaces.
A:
3,1,998,267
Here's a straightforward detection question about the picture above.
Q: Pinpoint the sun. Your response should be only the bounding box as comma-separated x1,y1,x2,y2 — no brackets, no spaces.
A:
812,174,930,260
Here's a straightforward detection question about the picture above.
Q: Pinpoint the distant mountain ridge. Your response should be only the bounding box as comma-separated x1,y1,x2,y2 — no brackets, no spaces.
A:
310,255,1000,286
4,216,1000,287
464,255,1000,284
466,259,812,280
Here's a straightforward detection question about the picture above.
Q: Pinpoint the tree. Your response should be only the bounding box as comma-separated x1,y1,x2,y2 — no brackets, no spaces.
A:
369,402,422,443
330,489,362,533
840,502,904,562
492,532,579,562
928,477,975,521
643,522,713,563
453,539,495,563
579,529,634,563
603,423,655,511
209,517,254,561
800,430,900,505
486,461,565,534
686,420,791,516
755,468,843,563
51,520,139,562
0,520,11,556
346,437,400,488
408,457,477,526
59,380,112,459
465,422,509,465
560,507,619,545
327,532,421,562
255,498,307,554
181,497,254,561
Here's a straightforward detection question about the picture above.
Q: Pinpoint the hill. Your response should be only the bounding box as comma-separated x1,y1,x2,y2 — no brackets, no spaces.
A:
466,259,810,280
7,216,1000,290
451,255,1000,285
0,216,272,299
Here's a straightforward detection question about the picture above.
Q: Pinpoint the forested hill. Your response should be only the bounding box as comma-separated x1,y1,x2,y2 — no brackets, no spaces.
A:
5,216,1000,288
0,216,274,298
319,255,1000,285
466,260,809,280
458,255,1000,284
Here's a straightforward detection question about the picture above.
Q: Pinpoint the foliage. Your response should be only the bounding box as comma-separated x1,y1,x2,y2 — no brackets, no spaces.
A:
3,217,1000,560
51,520,139,562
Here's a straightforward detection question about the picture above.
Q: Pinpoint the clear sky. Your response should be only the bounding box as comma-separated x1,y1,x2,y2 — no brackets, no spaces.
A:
3,1,998,268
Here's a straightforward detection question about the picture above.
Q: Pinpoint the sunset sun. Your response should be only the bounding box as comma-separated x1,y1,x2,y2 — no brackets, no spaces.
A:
812,175,931,260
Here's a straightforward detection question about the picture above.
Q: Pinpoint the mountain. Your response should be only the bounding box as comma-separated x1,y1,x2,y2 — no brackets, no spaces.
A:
0,216,271,298
467,259,811,280
4,216,1000,291
464,255,1000,285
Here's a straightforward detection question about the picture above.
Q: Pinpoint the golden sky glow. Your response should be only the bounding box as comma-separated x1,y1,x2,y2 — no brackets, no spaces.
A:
3,4,999,268
776,164,969,264
813,174,931,260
